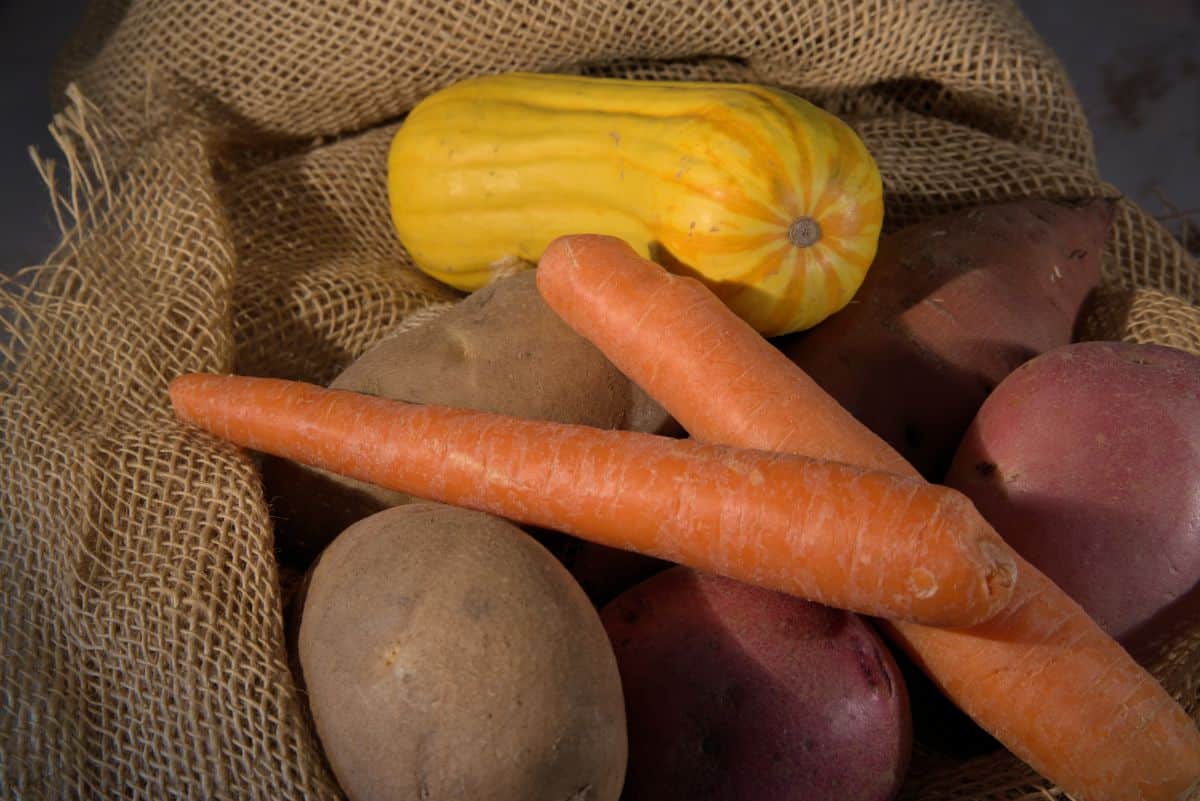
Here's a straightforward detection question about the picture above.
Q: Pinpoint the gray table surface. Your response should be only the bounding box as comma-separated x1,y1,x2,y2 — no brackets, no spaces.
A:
2,0,1197,277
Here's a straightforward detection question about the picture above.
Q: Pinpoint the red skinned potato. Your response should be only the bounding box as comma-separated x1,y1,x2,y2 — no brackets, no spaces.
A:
601,567,911,801
780,198,1112,479
945,341,1200,663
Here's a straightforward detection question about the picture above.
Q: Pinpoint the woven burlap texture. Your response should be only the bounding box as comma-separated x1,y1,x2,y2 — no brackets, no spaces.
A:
2,1,1197,799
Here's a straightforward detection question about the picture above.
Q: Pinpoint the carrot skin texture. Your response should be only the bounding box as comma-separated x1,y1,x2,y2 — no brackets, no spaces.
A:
169,373,1012,627
534,235,914,476
535,234,1200,801
898,563,1200,801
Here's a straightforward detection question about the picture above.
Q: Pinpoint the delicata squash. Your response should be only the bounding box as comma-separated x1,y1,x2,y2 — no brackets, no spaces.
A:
387,72,884,335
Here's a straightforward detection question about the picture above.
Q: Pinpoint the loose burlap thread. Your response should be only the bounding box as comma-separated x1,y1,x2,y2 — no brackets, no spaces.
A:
2,1,1198,799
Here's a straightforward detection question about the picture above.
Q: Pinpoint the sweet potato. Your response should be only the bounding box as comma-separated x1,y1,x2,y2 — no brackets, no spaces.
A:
779,198,1112,479
945,340,1200,663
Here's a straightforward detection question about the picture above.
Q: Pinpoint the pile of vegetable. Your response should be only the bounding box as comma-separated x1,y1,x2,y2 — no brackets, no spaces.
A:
168,72,1200,801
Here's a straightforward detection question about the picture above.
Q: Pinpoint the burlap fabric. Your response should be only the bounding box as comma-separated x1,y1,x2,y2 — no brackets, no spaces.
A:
2,1,1198,799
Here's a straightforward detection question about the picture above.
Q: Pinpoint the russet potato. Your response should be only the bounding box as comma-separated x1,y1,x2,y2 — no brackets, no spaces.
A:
298,503,628,801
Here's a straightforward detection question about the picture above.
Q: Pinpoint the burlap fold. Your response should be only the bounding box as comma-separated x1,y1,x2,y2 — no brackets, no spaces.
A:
4,1,1198,799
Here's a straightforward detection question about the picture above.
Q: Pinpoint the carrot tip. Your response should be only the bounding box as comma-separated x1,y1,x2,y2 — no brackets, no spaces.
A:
168,374,197,413
979,538,1018,605
540,234,586,271
908,568,938,600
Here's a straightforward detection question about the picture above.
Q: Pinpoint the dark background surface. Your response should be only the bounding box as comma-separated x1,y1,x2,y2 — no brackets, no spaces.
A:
2,0,1197,276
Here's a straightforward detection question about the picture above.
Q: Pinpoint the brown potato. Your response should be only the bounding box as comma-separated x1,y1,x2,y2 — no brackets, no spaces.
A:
778,198,1112,479
298,503,627,801
266,270,676,565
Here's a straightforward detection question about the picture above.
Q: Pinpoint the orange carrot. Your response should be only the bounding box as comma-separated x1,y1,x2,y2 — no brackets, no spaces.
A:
536,234,1200,801
170,372,1014,627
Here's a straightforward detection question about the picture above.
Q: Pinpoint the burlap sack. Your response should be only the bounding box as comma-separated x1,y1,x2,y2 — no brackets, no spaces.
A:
2,1,1198,798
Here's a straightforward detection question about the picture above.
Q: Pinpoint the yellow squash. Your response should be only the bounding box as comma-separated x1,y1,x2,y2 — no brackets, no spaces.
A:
387,72,884,335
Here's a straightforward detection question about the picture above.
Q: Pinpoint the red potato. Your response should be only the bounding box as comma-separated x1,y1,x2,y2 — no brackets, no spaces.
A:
945,341,1200,662
601,567,911,801
779,198,1113,479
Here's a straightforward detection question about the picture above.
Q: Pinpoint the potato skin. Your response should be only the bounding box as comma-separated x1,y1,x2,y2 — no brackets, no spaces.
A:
601,567,911,801
329,271,669,430
266,270,675,565
298,503,627,801
945,341,1200,661
779,198,1112,479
